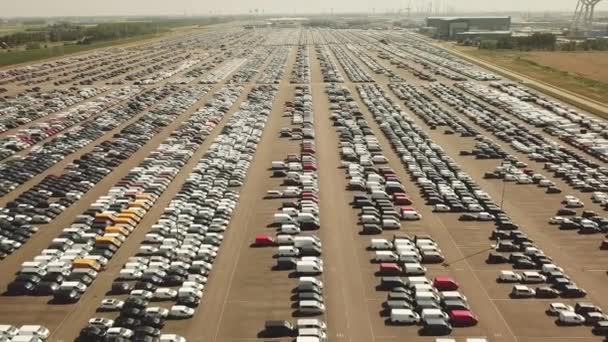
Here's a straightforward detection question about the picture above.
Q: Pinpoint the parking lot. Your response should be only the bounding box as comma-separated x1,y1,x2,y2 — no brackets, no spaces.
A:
0,27,606,342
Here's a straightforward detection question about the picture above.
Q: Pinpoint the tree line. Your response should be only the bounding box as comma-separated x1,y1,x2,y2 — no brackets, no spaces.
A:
0,18,226,49
476,32,608,52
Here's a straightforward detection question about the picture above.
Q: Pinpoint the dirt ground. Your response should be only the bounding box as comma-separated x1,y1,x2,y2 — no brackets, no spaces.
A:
457,47,608,105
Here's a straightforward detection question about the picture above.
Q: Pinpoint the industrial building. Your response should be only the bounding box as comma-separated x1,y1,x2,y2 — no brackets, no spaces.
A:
426,16,511,40
268,17,309,28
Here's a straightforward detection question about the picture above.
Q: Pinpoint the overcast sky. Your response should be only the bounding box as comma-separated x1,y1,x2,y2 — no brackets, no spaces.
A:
1,0,608,17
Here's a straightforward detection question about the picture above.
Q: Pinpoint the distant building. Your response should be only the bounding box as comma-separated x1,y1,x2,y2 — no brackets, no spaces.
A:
268,17,309,28
426,16,511,40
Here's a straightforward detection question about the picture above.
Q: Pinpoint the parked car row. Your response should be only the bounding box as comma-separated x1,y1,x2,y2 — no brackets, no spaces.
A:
490,82,608,162
329,45,374,83
346,44,394,77
76,85,276,341
357,83,499,216
4,85,215,296
0,324,50,341
375,45,438,82
389,83,479,137
380,32,499,81
315,46,345,83
429,82,608,196
549,210,608,235
0,85,189,260
545,302,607,333
257,46,290,84
0,87,105,135
228,46,274,84
272,87,327,336
200,58,247,84
0,86,140,161
290,45,311,84
322,80,476,336
485,160,558,191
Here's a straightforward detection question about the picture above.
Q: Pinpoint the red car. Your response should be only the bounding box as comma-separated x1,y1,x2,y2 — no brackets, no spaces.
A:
253,235,276,247
394,195,413,205
433,276,460,291
379,263,403,275
449,310,478,327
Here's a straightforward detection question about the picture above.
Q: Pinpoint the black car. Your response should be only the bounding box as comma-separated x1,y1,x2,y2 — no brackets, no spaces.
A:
561,285,587,298
535,287,560,298
177,295,200,308
54,289,81,303
6,281,35,295
33,281,60,296
114,316,140,329
486,252,509,264
134,281,158,292
78,325,106,341
421,318,452,336
260,320,297,338
141,314,165,329
111,281,134,294
592,321,608,336
134,326,161,337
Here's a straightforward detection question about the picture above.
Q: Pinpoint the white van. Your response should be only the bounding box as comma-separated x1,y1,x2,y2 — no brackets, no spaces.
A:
11,336,43,342
299,277,323,289
277,246,299,257
440,291,467,302
390,308,420,324
498,270,522,283
294,236,322,248
271,161,287,169
274,213,296,225
406,276,431,287
361,215,380,224
420,308,449,321
373,251,399,262
297,318,327,331
382,219,400,230
370,239,392,250
59,281,87,293
415,291,440,303
371,190,390,200
299,300,325,314
297,261,323,275
403,263,426,275
558,311,585,325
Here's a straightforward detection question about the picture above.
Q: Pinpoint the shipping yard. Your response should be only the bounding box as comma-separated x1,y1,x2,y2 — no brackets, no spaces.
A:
0,24,607,342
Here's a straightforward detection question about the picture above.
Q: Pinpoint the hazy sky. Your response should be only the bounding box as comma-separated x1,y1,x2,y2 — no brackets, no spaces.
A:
1,0,608,17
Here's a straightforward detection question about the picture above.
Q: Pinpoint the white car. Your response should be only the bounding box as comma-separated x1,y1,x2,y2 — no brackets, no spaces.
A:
88,317,114,328
547,303,574,316
130,289,154,299
498,270,522,283
18,325,50,339
153,288,178,300
106,327,134,339
169,305,195,319
160,334,187,342
145,307,170,318
98,299,124,311
548,216,566,225
433,204,451,212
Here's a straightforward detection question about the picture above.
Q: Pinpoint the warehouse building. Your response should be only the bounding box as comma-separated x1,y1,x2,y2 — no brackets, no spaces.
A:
426,16,511,40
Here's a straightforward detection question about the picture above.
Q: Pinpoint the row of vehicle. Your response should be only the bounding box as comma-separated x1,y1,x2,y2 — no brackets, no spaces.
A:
228,46,274,84
5,85,216,298
77,85,276,341
345,43,395,77
0,85,193,260
378,31,500,81
290,45,311,84
358,83,499,216
0,86,104,135
200,58,247,84
490,82,608,163
549,211,608,235
328,45,374,83
429,82,608,197
315,46,345,83
484,161,559,191
0,324,50,341
389,83,479,137
257,46,290,84
545,302,608,335
375,45,438,82
0,86,140,162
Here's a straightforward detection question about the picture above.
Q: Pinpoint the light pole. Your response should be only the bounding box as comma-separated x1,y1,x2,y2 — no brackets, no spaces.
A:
500,180,507,210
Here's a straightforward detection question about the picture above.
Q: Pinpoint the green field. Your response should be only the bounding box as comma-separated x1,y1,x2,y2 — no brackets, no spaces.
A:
0,33,164,67
458,48,608,106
